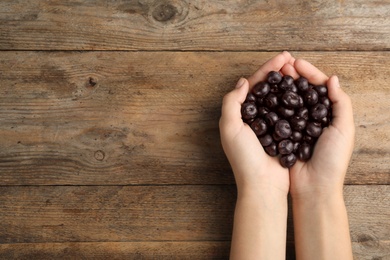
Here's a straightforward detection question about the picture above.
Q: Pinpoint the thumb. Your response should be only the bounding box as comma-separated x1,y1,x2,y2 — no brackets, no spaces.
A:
220,78,249,131
327,75,355,136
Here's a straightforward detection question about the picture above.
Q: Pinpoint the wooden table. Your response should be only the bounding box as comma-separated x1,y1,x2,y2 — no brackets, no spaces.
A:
1,1,389,259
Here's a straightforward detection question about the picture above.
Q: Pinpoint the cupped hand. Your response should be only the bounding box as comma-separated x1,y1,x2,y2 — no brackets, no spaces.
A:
288,58,355,200
219,52,295,196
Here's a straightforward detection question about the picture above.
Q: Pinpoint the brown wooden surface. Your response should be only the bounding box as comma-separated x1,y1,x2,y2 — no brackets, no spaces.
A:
1,242,233,260
1,0,390,259
0,186,389,259
0,51,389,186
0,0,389,51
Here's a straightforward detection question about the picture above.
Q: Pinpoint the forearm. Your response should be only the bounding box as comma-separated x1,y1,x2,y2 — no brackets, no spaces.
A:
230,187,288,260
292,193,353,260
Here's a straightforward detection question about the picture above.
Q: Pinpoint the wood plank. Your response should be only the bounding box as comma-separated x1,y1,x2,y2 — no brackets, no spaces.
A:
0,242,232,260
0,0,389,51
0,185,236,243
1,242,388,260
0,242,299,260
0,185,389,259
0,51,389,185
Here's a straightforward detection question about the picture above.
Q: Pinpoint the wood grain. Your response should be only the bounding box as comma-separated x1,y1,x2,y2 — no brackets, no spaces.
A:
0,185,388,260
0,0,389,51
0,51,389,185
0,242,232,260
2,242,388,260
1,242,388,260
0,185,236,243
1,0,389,259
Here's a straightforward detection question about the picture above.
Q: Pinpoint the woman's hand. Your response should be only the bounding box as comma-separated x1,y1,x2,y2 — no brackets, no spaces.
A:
288,58,355,200
220,52,296,260
286,57,355,260
219,51,295,196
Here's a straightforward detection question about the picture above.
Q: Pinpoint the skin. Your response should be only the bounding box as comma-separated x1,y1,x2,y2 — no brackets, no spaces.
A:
289,58,355,260
219,52,354,260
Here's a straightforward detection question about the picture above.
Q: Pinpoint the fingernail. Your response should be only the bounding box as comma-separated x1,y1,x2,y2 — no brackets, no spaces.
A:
235,78,246,89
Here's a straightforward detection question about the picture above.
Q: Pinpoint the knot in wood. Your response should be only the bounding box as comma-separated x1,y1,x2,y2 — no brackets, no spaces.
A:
152,3,177,22
87,77,97,88
94,150,105,161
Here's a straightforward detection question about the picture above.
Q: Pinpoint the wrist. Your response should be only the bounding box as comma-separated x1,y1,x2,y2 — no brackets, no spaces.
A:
291,188,345,210
292,187,353,260
290,182,344,203
237,182,289,201
237,184,288,216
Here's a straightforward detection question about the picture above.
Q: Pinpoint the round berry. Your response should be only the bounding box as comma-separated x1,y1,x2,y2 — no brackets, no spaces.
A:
310,103,328,121
264,142,278,157
267,71,283,84
275,120,292,139
306,122,322,137
278,139,294,155
304,88,319,106
280,153,297,168
250,118,268,136
241,103,258,120
253,82,271,97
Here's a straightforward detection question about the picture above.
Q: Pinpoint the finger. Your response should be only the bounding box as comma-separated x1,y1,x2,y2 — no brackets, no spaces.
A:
327,76,355,135
288,55,296,66
220,78,249,129
280,63,300,79
294,58,329,85
248,51,292,88
282,51,293,62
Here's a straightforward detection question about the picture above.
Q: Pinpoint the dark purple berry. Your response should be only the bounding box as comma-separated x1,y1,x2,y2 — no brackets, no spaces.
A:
245,93,256,103
303,134,315,144
306,122,322,137
290,116,307,131
298,95,304,107
280,153,297,168
270,84,280,93
264,142,278,156
246,118,255,124
257,106,270,117
273,132,285,142
259,134,273,147
281,91,301,108
293,142,300,153
267,71,283,84
310,103,328,121
282,75,294,86
265,112,279,127
313,85,328,96
278,106,295,118
241,103,257,120
296,107,309,121
296,77,309,92
250,118,268,136
278,139,294,155
275,120,292,138
297,142,311,161
264,93,279,108
320,96,331,109
321,116,330,127
304,88,319,106
279,76,294,92
253,82,271,97
290,131,303,142
290,84,298,93
256,97,264,106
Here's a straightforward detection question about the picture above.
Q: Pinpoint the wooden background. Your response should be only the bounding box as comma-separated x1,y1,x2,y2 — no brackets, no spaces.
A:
0,0,389,259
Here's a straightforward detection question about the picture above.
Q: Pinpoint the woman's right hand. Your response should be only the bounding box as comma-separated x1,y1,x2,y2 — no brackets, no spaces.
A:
288,58,355,201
